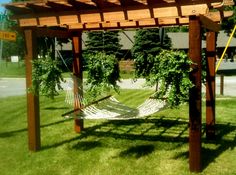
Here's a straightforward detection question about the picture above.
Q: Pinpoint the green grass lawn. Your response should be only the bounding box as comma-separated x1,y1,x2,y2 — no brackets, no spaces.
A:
0,61,26,78
0,90,235,175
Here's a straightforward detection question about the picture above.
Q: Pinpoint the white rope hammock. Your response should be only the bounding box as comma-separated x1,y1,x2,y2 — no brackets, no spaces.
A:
63,79,167,120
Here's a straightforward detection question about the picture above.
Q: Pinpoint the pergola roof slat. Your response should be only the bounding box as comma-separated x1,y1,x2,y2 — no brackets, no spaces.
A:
92,0,121,8
5,0,231,15
46,1,74,11
63,11,231,30
26,3,52,12
5,4,32,14
68,0,97,10
4,0,234,30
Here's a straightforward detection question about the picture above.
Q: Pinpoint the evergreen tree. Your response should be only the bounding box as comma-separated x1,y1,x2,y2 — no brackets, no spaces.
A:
1,12,25,60
131,28,172,78
221,1,236,37
84,31,122,58
132,28,171,57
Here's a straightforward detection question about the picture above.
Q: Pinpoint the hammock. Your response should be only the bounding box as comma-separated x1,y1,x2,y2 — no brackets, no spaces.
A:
63,79,167,120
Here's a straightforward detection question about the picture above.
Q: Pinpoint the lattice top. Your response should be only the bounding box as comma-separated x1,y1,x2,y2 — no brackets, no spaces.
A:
3,0,234,30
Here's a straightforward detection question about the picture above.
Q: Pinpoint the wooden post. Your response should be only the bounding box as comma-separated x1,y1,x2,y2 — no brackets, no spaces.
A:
206,31,216,139
24,29,40,151
220,74,224,95
72,31,84,133
189,16,202,172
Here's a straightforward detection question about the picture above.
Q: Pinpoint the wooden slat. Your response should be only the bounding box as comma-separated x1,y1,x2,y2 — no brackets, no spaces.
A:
47,1,74,11
67,17,190,30
199,15,221,32
19,10,230,30
4,0,232,15
39,16,58,26
92,0,120,8
26,3,52,12
5,4,32,14
119,0,147,6
35,28,70,38
68,0,97,10
59,15,80,25
205,10,233,21
19,18,38,27
16,4,210,27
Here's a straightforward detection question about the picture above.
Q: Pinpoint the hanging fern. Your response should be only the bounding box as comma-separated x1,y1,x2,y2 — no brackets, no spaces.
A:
85,52,120,99
31,54,64,99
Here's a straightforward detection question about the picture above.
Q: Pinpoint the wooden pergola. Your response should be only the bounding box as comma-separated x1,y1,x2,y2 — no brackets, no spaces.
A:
4,0,234,172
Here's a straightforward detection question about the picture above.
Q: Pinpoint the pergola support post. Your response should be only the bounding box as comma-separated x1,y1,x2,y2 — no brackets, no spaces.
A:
206,31,216,139
189,16,202,172
72,31,84,133
24,29,40,151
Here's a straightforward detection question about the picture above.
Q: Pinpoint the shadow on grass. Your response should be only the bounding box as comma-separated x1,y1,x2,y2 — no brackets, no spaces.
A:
41,116,189,151
172,122,236,171
0,118,72,138
44,107,70,110
72,141,102,151
201,123,236,170
4,112,234,170
82,117,189,143
119,144,155,158
0,128,27,138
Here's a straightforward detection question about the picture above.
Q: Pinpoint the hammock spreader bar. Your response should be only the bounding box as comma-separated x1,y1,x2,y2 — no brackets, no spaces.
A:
62,95,112,117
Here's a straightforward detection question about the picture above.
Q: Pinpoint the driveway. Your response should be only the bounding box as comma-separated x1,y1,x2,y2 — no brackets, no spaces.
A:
0,76,236,98
0,78,26,98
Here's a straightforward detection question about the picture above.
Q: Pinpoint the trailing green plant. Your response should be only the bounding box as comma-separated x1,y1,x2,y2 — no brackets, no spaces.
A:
31,54,64,99
85,52,120,100
136,50,193,107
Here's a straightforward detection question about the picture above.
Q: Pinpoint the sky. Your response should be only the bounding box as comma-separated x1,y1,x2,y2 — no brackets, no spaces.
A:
0,0,10,13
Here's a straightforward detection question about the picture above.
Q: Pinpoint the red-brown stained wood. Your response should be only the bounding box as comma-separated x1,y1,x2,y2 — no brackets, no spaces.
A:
72,31,84,133
206,31,216,139
220,74,224,95
24,29,40,151
188,15,202,172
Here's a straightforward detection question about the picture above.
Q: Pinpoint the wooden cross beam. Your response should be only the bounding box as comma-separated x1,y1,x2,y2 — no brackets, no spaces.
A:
35,28,71,38
199,15,221,32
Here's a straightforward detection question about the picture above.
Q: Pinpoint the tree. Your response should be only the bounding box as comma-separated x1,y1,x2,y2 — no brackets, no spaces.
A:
84,31,122,59
1,13,25,60
131,28,172,78
1,0,30,60
221,0,236,37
